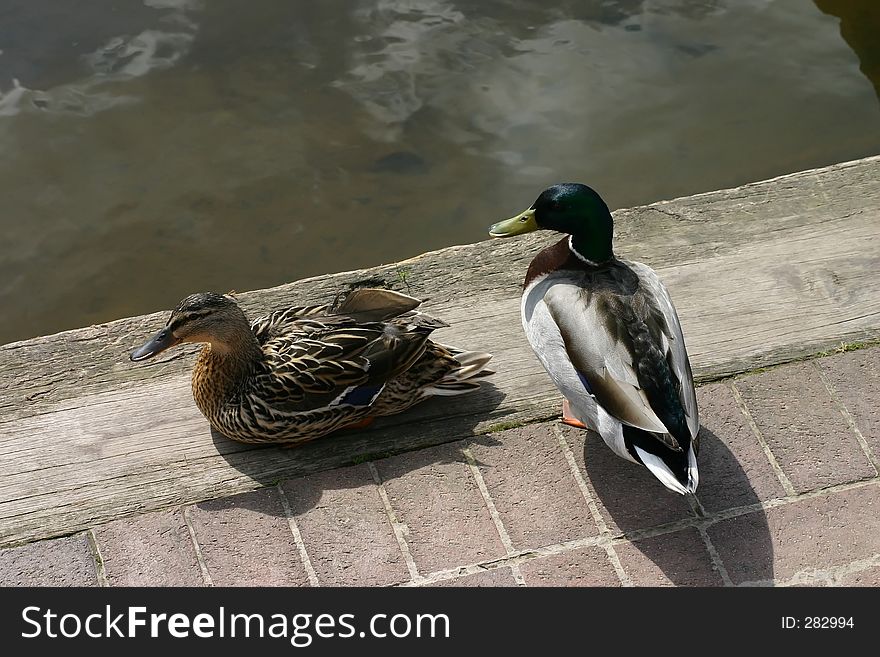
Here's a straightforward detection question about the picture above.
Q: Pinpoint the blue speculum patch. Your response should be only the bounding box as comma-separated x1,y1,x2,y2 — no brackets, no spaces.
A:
576,371,594,395
339,384,384,407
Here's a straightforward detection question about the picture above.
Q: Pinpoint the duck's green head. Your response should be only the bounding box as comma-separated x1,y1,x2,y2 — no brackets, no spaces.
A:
489,183,613,263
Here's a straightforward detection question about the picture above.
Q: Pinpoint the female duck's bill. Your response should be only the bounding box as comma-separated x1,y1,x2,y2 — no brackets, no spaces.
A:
130,326,181,361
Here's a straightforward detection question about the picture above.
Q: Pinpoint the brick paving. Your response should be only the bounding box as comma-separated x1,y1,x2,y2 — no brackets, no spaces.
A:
2,346,880,587
94,508,204,587
188,488,310,586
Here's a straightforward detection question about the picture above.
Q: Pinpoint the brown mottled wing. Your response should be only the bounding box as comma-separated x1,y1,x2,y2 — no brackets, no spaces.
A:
250,303,333,343
252,317,430,413
250,288,428,341
333,288,423,321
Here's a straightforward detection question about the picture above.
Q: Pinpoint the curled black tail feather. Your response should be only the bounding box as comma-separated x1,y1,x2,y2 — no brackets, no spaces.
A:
617,296,692,461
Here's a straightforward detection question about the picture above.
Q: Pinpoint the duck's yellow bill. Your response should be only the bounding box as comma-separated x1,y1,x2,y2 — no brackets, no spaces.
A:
489,208,537,237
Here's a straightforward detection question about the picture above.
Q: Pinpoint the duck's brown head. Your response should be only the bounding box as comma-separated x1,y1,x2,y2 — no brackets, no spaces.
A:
130,292,249,361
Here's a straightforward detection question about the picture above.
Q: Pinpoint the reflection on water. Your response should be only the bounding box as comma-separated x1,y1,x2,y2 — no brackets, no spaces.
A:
1,0,878,344
815,0,880,101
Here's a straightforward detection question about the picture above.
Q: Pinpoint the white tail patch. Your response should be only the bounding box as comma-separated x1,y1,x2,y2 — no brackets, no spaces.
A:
452,352,493,379
633,445,697,495
687,444,699,492
424,350,493,397
421,384,479,396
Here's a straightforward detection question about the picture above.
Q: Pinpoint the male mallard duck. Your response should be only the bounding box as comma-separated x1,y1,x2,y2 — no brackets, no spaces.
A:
489,184,699,494
130,288,493,445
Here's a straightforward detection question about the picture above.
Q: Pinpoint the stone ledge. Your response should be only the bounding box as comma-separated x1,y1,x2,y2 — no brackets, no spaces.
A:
0,155,878,548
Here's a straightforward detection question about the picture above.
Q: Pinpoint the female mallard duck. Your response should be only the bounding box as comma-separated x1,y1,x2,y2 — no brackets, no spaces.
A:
489,184,699,494
130,288,493,445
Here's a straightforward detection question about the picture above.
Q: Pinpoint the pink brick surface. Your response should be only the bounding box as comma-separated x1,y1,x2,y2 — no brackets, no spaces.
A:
428,568,518,587
616,527,724,586
0,534,97,586
189,487,309,586
283,464,409,586
519,546,620,587
817,347,880,465
95,508,204,586
709,483,880,584
561,426,694,533
735,362,875,493
376,442,506,574
695,383,787,511
468,424,598,550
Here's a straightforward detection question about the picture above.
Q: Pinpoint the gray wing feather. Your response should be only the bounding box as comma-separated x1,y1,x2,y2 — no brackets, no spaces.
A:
543,283,669,434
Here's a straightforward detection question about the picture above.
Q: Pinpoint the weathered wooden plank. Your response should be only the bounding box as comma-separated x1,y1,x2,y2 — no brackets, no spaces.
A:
1,156,879,547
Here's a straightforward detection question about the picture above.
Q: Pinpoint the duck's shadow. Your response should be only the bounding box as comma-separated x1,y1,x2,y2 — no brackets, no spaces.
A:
576,424,774,586
208,381,506,515
206,383,774,586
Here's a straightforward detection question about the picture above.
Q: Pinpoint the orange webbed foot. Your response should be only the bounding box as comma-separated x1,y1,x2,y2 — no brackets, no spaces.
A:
561,399,590,430
339,416,376,431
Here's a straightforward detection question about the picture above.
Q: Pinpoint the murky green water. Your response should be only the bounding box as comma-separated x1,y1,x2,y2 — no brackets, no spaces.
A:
1,0,878,345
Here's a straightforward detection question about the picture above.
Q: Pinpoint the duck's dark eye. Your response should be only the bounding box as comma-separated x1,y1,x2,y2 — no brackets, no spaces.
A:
548,200,561,211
